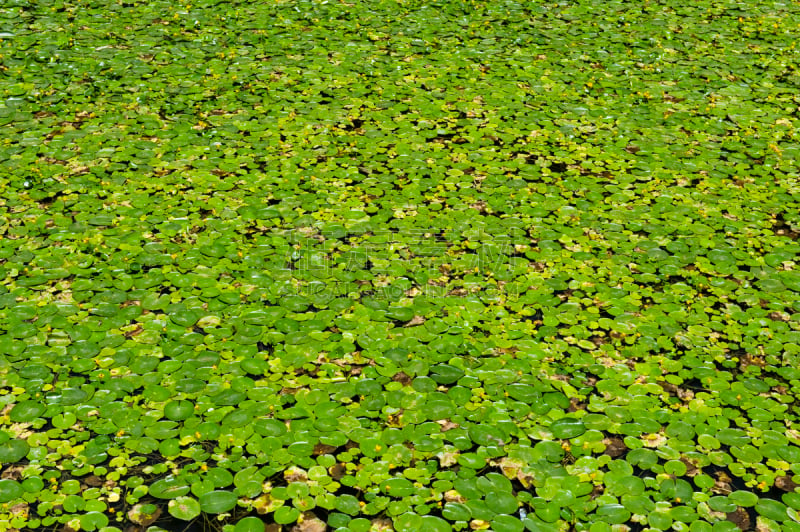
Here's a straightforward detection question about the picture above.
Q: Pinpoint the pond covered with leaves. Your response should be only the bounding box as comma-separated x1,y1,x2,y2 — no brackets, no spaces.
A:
1,0,800,531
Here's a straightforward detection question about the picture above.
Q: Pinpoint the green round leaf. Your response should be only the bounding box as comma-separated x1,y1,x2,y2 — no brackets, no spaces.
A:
784,492,800,511
756,498,789,522
728,491,759,507
235,516,268,532
79,511,109,531
394,512,422,531
549,417,587,439
442,502,472,521
164,400,194,421
0,439,29,463
0,479,23,503
21,476,44,493
420,515,452,532
149,476,191,499
597,504,631,524
485,491,519,515
491,514,525,532
9,401,46,422
381,477,415,497
199,490,238,514
468,424,506,446
335,494,361,516
274,505,301,524
168,496,201,521
648,510,673,530
689,521,713,532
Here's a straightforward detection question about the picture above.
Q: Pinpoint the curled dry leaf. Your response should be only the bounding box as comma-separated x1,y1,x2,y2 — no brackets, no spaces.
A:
444,490,466,503
404,315,425,327
713,470,733,495
1,466,25,480
437,450,459,467
437,419,459,431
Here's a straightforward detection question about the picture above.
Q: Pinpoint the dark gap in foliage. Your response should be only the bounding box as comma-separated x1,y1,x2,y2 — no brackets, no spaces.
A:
257,342,274,356
771,212,799,240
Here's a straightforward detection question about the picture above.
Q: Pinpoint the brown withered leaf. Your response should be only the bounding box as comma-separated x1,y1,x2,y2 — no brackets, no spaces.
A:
768,311,790,322
448,288,469,296
726,507,750,531
658,381,679,395
437,419,459,431
568,397,586,412
1,466,24,480
470,201,488,212
313,443,337,455
83,475,104,487
680,456,700,477
329,463,347,480
663,93,685,103
713,470,733,495
392,372,412,386
603,437,627,458
739,353,765,370
775,475,800,492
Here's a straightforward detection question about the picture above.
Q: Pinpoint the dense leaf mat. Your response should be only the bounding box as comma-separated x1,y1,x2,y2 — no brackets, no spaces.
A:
1,0,800,531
